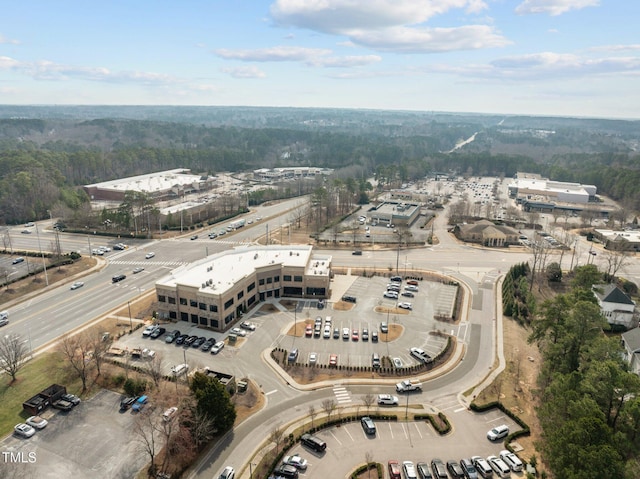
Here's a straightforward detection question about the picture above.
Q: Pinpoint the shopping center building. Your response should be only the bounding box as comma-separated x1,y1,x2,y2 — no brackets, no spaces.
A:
155,245,331,331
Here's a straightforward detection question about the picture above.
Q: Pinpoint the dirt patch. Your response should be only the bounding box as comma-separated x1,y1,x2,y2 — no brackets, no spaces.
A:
333,301,356,311
234,379,265,425
475,317,542,464
285,320,312,337
381,324,403,342
374,306,410,316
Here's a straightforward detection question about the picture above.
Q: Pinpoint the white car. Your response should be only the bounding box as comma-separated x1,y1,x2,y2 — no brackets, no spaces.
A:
219,466,235,479
162,406,178,421
342,327,350,339
410,347,433,363
142,325,159,337
14,423,36,438
487,424,510,441
70,281,84,290
26,416,48,429
403,461,418,479
283,454,308,470
230,327,247,337
392,357,403,368
171,363,189,376
397,302,412,310
145,252,155,259
239,321,256,331
500,450,524,472
377,394,399,405
308,352,318,365
383,291,398,299
211,341,225,354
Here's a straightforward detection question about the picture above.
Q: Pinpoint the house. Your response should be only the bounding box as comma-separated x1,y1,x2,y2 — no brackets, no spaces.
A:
454,220,519,247
592,284,636,330
621,328,640,375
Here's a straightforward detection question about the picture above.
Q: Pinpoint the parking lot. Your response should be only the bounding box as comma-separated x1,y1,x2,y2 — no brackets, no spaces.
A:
2,390,149,479
281,407,524,478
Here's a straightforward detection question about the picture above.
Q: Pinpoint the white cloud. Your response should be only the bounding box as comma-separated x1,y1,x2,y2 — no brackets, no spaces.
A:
348,25,510,53
0,55,179,84
589,44,640,53
215,46,332,62
309,55,381,67
0,34,20,45
515,0,599,16
221,66,267,78
269,0,501,54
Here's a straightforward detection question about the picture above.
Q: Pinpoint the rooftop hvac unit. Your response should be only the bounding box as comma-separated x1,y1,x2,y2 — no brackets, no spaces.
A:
202,283,206,288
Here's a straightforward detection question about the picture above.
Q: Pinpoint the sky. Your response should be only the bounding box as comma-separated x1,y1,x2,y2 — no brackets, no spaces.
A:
1,0,639,119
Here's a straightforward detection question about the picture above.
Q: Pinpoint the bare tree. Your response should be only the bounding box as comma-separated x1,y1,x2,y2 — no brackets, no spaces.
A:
308,405,317,430
0,334,29,382
88,329,111,377
602,249,632,280
321,399,337,424
59,332,93,392
0,266,11,290
187,405,216,450
269,425,285,455
147,353,165,388
361,394,376,415
133,408,162,477
365,451,374,479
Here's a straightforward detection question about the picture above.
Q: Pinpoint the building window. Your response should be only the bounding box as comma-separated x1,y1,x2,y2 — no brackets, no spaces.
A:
248,282,255,291
190,300,198,308
180,312,188,321
284,275,292,281
259,278,265,286
210,319,219,328
191,314,198,323
180,298,187,306
274,275,280,282
168,297,176,305
224,314,234,324
224,298,234,309
169,311,177,320
237,291,244,300
199,316,208,325
267,277,273,284
209,304,218,312
247,295,256,307
199,302,206,311
294,275,303,282
158,295,166,303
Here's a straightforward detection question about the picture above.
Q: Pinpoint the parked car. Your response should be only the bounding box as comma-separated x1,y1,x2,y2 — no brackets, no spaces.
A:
487,456,511,477
26,416,48,429
460,458,479,479
150,327,166,339
361,416,376,435
240,321,256,331
14,423,36,438
53,399,74,411
171,364,189,376
431,458,448,479
487,424,509,441
380,322,389,333
388,460,402,479
61,393,81,405
175,334,188,345
377,394,399,405
471,456,494,478
165,330,181,343
282,454,308,470
398,302,413,310
362,328,369,341
308,352,317,364
393,357,403,368
329,354,338,366
274,464,299,478
191,336,206,348
142,325,159,337
333,327,340,339
162,406,178,421
447,460,465,478
401,291,415,298
300,433,326,452
230,327,247,337
371,330,379,342
120,396,138,411
403,461,418,479
417,462,433,479
384,291,399,299
184,335,198,346
70,281,84,290
410,347,433,364
211,341,225,354
342,327,350,339
305,325,313,336
351,329,359,341
288,348,299,362
201,338,216,351
341,294,357,303
499,450,523,472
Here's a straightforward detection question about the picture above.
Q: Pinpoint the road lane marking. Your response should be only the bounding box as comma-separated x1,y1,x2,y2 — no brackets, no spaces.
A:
265,390,278,396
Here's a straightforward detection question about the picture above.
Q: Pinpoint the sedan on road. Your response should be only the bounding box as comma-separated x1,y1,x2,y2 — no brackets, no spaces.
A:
377,394,399,406
70,281,84,290
133,267,145,274
145,252,155,259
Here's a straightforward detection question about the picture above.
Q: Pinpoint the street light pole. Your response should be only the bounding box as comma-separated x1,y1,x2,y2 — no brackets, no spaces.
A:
34,224,48,286
127,301,133,333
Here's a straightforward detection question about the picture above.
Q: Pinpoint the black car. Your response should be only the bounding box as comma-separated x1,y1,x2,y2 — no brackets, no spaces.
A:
371,330,379,342
150,327,166,339
201,338,216,351
360,416,376,435
120,396,138,411
416,462,433,479
174,334,188,345
61,393,81,406
191,336,206,348
341,295,357,303
183,335,198,346
274,464,298,479
111,274,126,283
165,330,181,343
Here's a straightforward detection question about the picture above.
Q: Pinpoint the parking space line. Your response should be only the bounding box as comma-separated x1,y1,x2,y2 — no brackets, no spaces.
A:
388,422,394,440
486,415,506,424
401,423,408,439
328,430,342,445
413,422,423,439
343,426,355,442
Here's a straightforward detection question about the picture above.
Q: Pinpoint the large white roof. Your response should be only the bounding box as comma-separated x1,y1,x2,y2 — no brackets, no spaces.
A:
85,168,205,193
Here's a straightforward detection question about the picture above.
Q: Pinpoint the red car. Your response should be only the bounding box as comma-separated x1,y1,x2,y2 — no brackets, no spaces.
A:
351,329,359,341
329,354,338,366
305,325,313,337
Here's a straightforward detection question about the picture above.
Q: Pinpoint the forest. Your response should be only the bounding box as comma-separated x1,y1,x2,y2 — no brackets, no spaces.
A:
0,106,639,224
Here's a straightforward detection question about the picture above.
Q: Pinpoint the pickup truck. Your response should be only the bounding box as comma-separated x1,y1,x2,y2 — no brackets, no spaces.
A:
395,379,422,393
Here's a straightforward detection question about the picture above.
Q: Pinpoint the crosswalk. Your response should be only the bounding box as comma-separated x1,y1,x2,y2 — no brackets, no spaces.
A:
333,385,352,404
109,260,187,267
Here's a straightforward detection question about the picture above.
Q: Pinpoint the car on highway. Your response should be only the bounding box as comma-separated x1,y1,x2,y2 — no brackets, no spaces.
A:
211,341,225,354
111,274,126,283
14,423,36,438
218,229,226,236
208,232,218,239
352,250,362,255
21,229,32,234
145,252,155,259
26,416,48,429
70,281,84,290
377,394,399,405
219,466,235,479
132,267,145,274
12,257,25,264
190,235,198,240
282,454,308,470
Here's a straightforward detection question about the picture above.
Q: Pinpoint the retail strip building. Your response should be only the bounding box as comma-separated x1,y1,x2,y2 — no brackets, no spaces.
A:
155,245,331,331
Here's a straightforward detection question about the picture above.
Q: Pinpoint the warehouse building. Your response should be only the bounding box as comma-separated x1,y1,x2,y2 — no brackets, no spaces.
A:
508,173,597,204
155,245,331,332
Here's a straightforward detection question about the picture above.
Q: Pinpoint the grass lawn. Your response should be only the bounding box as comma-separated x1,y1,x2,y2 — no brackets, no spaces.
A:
0,352,81,434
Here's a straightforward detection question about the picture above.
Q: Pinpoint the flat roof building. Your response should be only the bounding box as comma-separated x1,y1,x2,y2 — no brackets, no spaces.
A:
508,174,597,204
368,201,420,227
253,167,333,181
155,245,331,332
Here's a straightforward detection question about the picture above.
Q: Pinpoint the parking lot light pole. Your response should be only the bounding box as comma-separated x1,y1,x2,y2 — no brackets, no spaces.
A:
127,301,133,333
